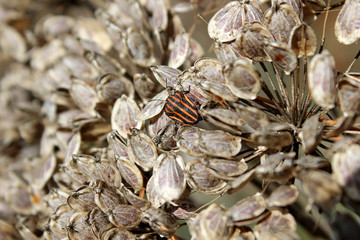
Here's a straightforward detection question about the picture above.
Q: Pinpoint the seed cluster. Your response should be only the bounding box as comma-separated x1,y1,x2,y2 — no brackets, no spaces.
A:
0,0,360,239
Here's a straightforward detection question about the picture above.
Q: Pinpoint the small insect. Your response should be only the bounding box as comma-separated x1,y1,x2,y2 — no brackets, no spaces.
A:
164,91,202,125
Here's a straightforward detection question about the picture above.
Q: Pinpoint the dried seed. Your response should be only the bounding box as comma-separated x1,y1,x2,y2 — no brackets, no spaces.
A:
67,186,97,211
96,73,134,104
120,184,150,211
143,208,179,238
40,15,75,41
93,182,125,213
236,22,273,62
177,125,205,157
88,158,122,188
49,204,75,235
107,131,130,161
214,41,244,65
229,169,257,194
169,32,190,68
201,158,248,180
115,156,143,193
299,170,342,210
66,211,95,239
153,152,186,202
84,50,125,75
199,204,231,239
264,2,301,44
69,79,99,116
254,210,299,240
31,153,56,190
146,175,166,208
308,49,336,108
108,204,142,228
111,95,143,139
186,159,227,195
63,132,81,165
133,73,159,102
234,104,269,131
136,90,168,122
264,40,297,74
62,55,98,79
298,114,324,153
290,23,317,57
332,143,360,201
266,184,299,207
89,208,113,238
251,129,293,150
208,1,263,42
100,227,136,240
226,193,268,226
223,58,262,100
335,0,360,45
198,129,242,157
151,113,178,150
0,24,27,62
127,128,157,171
337,73,360,116
149,65,181,88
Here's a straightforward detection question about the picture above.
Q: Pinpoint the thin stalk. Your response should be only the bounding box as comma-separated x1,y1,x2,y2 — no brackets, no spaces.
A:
272,63,292,120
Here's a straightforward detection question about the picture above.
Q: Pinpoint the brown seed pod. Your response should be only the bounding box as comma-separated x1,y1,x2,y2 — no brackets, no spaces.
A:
223,58,262,100
229,169,257,194
264,2,301,45
177,125,205,157
150,65,180,88
263,40,297,74
31,153,56,190
198,204,232,240
84,50,125,76
208,1,263,42
186,159,227,195
136,90,168,122
151,113,178,150
298,114,324,153
169,32,190,69
226,193,268,226
146,175,166,208
49,204,75,235
93,181,126,213
236,22,273,62
201,158,248,180
234,104,270,131
89,207,113,238
337,73,360,116
289,23,317,57
120,184,150,211
254,210,299,240
67,186,97,211
335,0,360,45
66,211,95,239
100,227,136,240
266,184,299,208
133,73,159,102
143,207,179,238
127,128,157,172
153,152,186,202
108,204,142,228
107,131,130,161
63,132,81,165
111,95,143,139
96,73,134,105
308,49,336,108
199,129,242,157
115,156,143,193
69,79,99,116
88,158,122,188
298,170,342,210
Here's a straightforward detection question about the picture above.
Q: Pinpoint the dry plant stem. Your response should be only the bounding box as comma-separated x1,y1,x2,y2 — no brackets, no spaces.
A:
259,62,288,119
345,50,360,73
290,70,296,122
272,62,292,121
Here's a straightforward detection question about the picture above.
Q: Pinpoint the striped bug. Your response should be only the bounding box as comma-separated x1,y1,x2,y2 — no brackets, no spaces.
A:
164,90,202,125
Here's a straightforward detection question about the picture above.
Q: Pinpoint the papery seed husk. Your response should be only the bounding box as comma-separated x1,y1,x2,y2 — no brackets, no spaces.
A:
115,156,143,193
294,155,330,169
89,159,122,188
199,204,231,240
177,125,205,156
107,131,130,161
264,40,297,74
0,24,27,62
201,158,248,180
234,104,269,131
100,227,136,240
223,58,262,100
146,175,166,208
298,114,324,153
308,49,336,108
89,208,113,238
266,184,299,207
338,74,360,116
69,79,99,116
49,204,75,234
127,128,157,171
133,73,159,102
62,55,98,80
5,185,34,215
150,65,181,88
153,152,186,202
84,50,125,75
143,208,179,238
136,90,168,122
290,23,317,57
93,181,126,213
251,130,293,150
111,95,143,139
108,204,142,228
31,153,56,190
264,2,301,45
332,143,360,201
120,184,150,211
67,211,94,239
226,193,267,225
169,32,190,69
214,41,245,65
186,159,227,195
199,129,242,157
299,170,342,210
236,22,273,62
229,169,257,194
208,1,263,42
67,186,97,211
335,0,360,45
96,73,134,104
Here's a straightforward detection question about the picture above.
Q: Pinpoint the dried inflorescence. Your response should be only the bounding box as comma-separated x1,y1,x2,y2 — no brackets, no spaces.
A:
1,0,360,239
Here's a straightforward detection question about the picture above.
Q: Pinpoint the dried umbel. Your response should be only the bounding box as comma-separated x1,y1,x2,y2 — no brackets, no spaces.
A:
1,0,360,239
